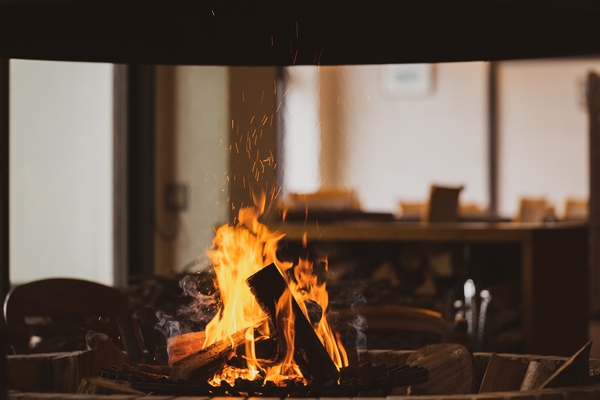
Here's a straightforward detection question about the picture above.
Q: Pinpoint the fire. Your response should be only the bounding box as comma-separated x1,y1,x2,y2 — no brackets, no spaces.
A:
199,193,347,386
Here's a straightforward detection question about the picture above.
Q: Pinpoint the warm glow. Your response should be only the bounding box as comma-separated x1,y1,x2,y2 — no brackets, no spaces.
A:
202,191,347,386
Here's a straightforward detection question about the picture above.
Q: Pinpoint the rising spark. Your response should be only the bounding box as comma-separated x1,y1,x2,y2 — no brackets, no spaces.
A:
242,90,245,102
260,91,265,104
250,115,255,124
276,102,282,113
293,49,298,65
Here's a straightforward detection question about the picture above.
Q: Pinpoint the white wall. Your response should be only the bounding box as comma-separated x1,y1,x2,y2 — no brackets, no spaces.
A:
498,59,595,217
10,60,113,285
154,66,229,275
284,63,489,213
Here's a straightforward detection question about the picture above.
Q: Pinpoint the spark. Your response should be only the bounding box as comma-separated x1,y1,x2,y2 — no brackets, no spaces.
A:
276,102,283,113
252,161,256,172
211,10,215,16
242,90,245,102
226,176,230,182
283,88,291,97
243,177,246,188
273,80,277,94
270,113,274,126
250,115,255,124
235,143,239,153
293,49,298,65
260,90,265,103
231,119,234,129
213,174,218,180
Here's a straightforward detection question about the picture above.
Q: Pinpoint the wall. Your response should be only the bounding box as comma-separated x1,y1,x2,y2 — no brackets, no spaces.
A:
497,59,597,217
284,62,489,213
154,66,230,275
10,60,113,285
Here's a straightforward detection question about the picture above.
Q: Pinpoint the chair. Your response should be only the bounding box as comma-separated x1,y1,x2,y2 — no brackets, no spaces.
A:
423,185,464,222
514,197,555,222
4,278,129,352
564,198,588,221
333,305,454,350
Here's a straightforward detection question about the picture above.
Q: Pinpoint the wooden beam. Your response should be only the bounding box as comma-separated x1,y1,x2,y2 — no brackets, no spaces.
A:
0,59,8,306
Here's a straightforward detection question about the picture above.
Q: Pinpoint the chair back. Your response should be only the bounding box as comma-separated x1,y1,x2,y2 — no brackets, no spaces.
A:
334,305,452,349
4,278,129,350
424,185,463,222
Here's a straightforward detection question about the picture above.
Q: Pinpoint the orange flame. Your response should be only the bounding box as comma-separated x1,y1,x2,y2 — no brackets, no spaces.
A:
202,197,347,386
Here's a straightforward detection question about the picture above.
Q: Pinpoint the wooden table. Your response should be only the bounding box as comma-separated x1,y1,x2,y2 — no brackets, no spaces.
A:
270,220,589,357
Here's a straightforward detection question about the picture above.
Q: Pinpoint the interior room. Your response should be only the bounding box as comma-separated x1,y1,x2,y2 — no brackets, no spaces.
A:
2,1,600,398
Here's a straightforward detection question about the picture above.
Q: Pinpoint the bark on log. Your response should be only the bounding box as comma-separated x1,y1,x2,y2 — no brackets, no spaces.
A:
479,354,528,393
116,314,145,365
77,377,146,395
169,328,246,384
519,360,553,391
406,343,474,395
135,306,168,365
167,331,206,365
246,263,341,384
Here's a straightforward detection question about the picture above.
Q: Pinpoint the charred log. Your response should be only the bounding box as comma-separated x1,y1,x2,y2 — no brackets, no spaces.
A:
246,263,340,384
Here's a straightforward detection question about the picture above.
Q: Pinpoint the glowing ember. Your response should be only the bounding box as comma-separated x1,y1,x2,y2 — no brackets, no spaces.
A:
196,192,347,386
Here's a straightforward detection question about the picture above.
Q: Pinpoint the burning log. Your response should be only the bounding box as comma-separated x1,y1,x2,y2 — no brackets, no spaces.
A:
166,331,206,365
169,328,247,384
246,263,341,384
519,360,553,391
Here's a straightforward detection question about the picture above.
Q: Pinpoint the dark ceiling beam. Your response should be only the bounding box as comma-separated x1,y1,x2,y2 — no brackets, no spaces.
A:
0,1,600,66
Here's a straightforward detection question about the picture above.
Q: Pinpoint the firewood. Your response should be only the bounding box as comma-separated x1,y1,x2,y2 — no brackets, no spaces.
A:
169,328,246,384
6,352,64,391
479,354,528,393
137,363,173,376
406,343,474,395
167,331,206,365
539,340,592,389
135,306,168,364
50,339,131,393
246,263,341,384
77,377,146,395
519,360,553,391
116,314,145,365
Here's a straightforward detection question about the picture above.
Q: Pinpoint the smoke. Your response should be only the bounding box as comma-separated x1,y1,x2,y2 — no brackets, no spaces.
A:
349,292,367,350
155,274,220,339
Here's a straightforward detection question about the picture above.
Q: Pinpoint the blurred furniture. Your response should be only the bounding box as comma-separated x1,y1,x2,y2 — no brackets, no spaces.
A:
4,278,129,352
275,221,588,356
514,197,556,222
424,185,463,222
564,198,588,221
335,305,453,343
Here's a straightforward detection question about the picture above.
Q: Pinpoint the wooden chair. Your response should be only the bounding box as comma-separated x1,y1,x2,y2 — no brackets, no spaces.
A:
564,198,588,221
3,278,129,352
334,305,454,349
514,197,555,222
423,185,464,222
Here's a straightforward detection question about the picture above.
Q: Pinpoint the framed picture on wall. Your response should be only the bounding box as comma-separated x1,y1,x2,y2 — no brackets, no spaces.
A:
379,63,434,98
